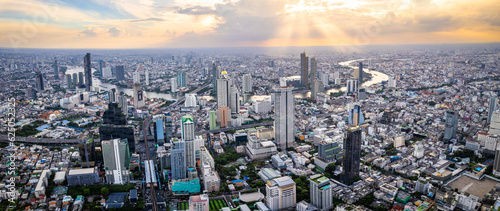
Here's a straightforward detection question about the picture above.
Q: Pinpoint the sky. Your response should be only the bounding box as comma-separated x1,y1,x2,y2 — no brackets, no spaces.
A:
0,0,499,49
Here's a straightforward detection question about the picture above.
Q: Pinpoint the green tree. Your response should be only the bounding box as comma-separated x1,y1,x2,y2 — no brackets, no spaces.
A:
83,188,90,196
101,187,109,197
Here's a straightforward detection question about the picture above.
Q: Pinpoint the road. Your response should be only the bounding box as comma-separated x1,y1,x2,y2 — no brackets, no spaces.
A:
142,116,158,211
0,134,78,144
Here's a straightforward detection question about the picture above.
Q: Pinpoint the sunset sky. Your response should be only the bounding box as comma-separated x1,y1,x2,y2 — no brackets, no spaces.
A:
0,0,499,49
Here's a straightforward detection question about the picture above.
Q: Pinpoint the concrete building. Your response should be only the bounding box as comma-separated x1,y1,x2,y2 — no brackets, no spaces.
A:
209,110,218,130
242,74,252,93
488,97,497,124
266,176,296,211
185,94,197,107
309,174,333,211
346,79,358,93
177,71,187,87
171,77,178,93
171,140,187,179
342,126,362,185
274,86,294,149
67,168,99,186
217,71,231,108
443,110,459,142
301,52,309,87
310,57,317,84
494,143,500,177
246,135,278,160
229,85,240,114
133,83,145,109
388,76,397,88
490,111,500,136
102,139,130,184
189,194,209,211
84,53,92,91
115,65,125,81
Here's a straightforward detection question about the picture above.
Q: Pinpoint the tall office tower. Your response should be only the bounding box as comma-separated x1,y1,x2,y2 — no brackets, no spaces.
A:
358,88,367,101
109,88,117,103
170,77,178,93
311,78,322,100
154,118,165,146
133,71,141,84
274,86,294,149
300,52,309,87
185,139,196,168
53,58,58,79
145,70,149,85
78,72,84,87
310,57,317,84
488,97,497,124
218,107,230,128
309,174,333,211
388,76,397,88
209,110,218,130
346,79,358,93
133,83,145,109
171,140,187,179
102,138,130,184
318,71,329,87
494,143,500,177
443,110,459,142
66,74,73,89
102,67,112,78
333,71,340,79
177,71,187,87
185,94,197,107
72,73,78,88
229,86,240,114
165,114,173,142
318,141,342,162
181,115,195,141
242,74,252,93
212,62,217,92
84,53,92,91
348,105,365,126
342,126,362,185
115,65,125,81
217,71,231,108
266,176,296,211
35,72,44,91
118,92,128,115
358,62,363,84
490,111,500,136
99,60,105,76
99,103,135,152
278,68,284,77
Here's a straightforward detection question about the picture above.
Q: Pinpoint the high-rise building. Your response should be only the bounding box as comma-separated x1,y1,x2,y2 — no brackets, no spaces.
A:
189,194,209,211
443,110,459,142
274,86,294,149
35,71,44,92
84,53,92,91
177,71,188,87
102,103,126,125
102,138,130,184
217,71,231,108
145,70,149,85
266,176,296,211
181,115,195,141
154,118,165,146
117,92,128,115
185,94,197,107
490,111,500,136
309,174,333,211
99,60,106,76
66,74,73,89
133,71,141,84
212,62,217,92
346,79,358,93
171,77,178,93
99,103,135,152
109,88,117,103
115,65,125,81
242,74,252,93
388,76,397,88
53,58,58,80
72,73,78,88
493,143,500,177
318,141,342,162
300,52,309,87
278,68,284,77
218,107,230,128
78,72,84,87
310,57,317,84
229,86,240,114
311,78,322,100
185,139,196,168
209,110,218,130
102,67,112,78
348,105,365,126
171,140,187,179
133,83,145,109
342,126,362,185
488,97,497,124
358,62,363,84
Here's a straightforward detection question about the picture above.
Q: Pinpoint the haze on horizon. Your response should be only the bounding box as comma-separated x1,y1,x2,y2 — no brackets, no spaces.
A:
0,0,499,49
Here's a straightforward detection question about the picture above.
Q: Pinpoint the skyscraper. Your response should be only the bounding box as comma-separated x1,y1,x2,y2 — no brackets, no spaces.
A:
109,88,117,103
489,111,500,136
358,62,363,85
53,58,58,80
311,78,322,100
347,79,358,93
310,57,317,84
133,83,145,109
145,70,149,85
72,73,78,88
99,60,105,76
181,115,195,141
177,71,187,87
99,103,135,152
115,65,125,81
102,138,130,184
342,126,362,185
133,71,141,84
217,71,231,108
300,52,309,87
185,94,197,107
35,71,44,92
274,86,294,149
218,107,230,128
171,77,178,93
348,105,365,126
493,143,500,177
488,97,497,124
242,74,252,93
78,72,84,87
84,53,92,91
229,85,240,114
118,91,128,115
309,174,333,211
212,62,217,92
388,76,397,88
443,110,459,142
209,110,218,130
171,140,187,179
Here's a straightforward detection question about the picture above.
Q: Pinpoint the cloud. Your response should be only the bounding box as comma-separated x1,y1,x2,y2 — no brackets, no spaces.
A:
80,27,97,37
175,6,214,15
129,17,165,22
108,27,123,37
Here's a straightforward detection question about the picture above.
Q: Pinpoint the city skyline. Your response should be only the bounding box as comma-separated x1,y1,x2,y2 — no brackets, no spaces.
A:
0,0,499,49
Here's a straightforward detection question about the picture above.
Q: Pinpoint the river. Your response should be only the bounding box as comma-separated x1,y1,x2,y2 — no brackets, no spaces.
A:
65,58,388,102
